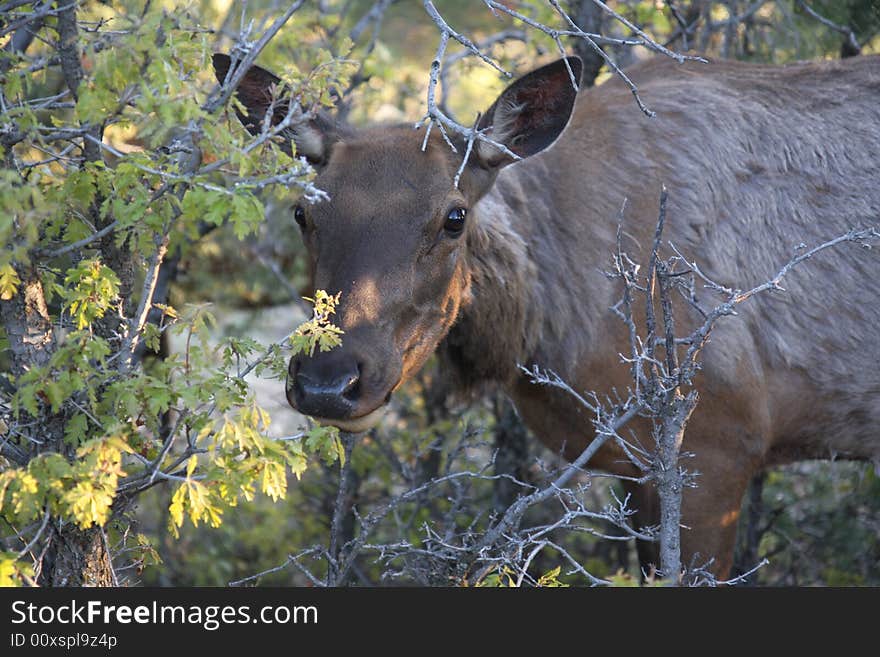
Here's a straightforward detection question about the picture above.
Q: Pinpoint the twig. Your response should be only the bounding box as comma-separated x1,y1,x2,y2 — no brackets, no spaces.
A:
795,0,860,53
423,1,510,78
37,220,119,259
477,400,644,549
228,547,323,586
17,509,50,559
327,432,357,585
202,0,307,115
117,232,170,372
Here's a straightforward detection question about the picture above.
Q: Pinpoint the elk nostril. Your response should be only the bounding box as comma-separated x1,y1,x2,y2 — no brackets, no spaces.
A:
341,364,361,401
295,363,361,402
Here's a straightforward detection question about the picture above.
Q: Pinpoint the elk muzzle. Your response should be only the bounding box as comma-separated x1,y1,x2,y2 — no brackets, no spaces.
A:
286,346,399,433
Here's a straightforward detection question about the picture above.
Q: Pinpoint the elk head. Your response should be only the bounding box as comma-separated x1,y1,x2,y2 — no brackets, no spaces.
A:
213,53,582,432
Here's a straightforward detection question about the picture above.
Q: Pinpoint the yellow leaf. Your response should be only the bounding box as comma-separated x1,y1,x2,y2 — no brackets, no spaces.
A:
607,570,640,587
0,553,30,587
168,484,186,538
196,422,214,444
63,480,115,528
260,461,287,501
0,264,21,301
153,303,179,319
186,454,198,478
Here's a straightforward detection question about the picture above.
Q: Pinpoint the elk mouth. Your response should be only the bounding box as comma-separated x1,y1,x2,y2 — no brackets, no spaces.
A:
309,403,389,433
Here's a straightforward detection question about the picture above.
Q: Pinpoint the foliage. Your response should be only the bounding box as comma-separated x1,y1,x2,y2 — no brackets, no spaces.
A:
62,259,121,330
751,462,880,586
143,396,639,587
0,0,352,585
291,290,344,358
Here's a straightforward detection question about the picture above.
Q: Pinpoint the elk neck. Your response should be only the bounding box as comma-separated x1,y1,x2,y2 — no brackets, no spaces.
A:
439,158,605,392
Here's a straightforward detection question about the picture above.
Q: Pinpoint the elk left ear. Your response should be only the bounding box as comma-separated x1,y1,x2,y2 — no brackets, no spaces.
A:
211,53,338,165
475,57,582,169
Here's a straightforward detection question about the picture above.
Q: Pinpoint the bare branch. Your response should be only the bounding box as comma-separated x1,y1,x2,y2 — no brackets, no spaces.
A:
117,232,169,372
327,432,357,584
228,547,323,587
423,1,510,77
795,0,860,53
36,220,119,259
202,0,307,115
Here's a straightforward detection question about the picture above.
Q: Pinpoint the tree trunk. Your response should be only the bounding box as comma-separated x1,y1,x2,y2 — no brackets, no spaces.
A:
566,0,606,87
656,391,697,584
1,272,116,587
0,274,54,374
492,395,530,513
732,470,766,583
37,524,115,587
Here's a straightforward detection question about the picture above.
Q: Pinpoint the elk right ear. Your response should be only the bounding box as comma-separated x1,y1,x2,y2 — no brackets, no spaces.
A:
212,53,337,165
474,56,582,169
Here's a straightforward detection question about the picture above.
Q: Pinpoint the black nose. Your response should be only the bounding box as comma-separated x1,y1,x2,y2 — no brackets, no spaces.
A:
288,357,361,419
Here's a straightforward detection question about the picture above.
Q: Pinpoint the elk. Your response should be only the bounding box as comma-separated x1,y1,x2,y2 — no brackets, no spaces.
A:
213,52,880,578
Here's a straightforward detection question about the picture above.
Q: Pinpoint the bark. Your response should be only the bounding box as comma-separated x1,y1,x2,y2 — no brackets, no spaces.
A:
0,278,114,585
56,5,101,164
37,524,114,587
0,272,54,374
566,0,606,87
656,391,697,584
732,470,766,583
60,3,122,584
492,395,530,514
2,4,121,588
0,272,65,463
327,433,359,586
1,271,117,586
58,3,133,344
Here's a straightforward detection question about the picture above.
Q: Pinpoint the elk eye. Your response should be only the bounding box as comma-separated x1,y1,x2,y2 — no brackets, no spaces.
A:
444,207,467,237
294,205,306,230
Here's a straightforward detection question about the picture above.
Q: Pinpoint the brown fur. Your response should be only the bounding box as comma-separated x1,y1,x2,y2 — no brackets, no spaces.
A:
217,54,880,578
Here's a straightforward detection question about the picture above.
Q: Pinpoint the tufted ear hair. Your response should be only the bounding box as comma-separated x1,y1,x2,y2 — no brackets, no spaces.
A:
474,57,582,169
212,53,340,166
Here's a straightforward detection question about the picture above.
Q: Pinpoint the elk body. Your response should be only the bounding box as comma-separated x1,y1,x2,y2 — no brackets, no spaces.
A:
214,53,880,578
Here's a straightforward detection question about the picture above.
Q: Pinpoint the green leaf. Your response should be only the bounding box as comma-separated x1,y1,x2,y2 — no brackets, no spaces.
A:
304,424,343,466
286,441,308,481
64,413,89,446
291,290,344,358
61,258,120,330
66,169,98,208
143,322,161,353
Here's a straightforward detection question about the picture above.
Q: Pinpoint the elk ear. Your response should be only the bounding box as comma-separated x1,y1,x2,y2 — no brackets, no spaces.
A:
475,57,582,169
211,53,336,165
